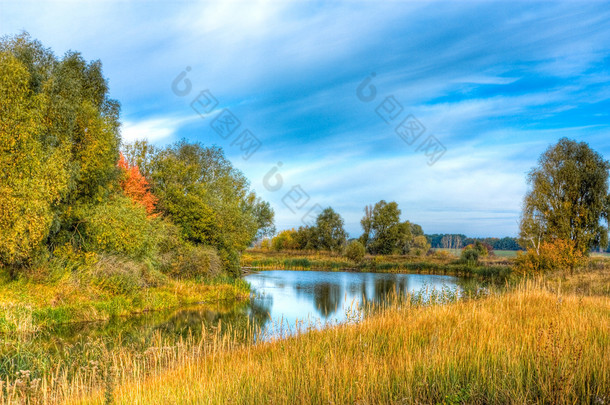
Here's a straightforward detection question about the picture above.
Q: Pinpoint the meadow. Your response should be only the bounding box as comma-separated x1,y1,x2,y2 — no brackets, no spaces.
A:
43,276,609,405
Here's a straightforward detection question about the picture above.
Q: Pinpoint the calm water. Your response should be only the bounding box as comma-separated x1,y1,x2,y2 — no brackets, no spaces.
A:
244,270,461,337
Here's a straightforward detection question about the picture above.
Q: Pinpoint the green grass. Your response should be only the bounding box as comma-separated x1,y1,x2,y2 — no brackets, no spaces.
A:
432,248,520,258
0,266,250,334
242,250,513,280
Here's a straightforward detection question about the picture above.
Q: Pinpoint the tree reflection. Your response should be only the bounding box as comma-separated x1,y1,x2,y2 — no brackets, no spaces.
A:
313,282,342,318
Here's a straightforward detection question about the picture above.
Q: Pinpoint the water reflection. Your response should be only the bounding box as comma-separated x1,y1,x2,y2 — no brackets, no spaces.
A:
245,270,461,335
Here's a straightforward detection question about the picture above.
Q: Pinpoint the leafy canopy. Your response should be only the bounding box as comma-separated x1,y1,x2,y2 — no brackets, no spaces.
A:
519,138,610,254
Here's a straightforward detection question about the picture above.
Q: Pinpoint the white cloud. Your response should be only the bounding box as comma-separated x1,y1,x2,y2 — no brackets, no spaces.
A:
121,116,194,143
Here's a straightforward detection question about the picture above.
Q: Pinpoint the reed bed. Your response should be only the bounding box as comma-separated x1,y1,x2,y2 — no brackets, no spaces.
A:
38,279,610,405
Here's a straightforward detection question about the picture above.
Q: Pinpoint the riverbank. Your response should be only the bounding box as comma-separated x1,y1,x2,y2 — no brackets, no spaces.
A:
62,276,609,405
241,249,513,279
0,268,249,333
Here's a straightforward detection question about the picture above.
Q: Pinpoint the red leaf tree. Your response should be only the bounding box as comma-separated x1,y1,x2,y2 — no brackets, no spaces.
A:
118,153,157,216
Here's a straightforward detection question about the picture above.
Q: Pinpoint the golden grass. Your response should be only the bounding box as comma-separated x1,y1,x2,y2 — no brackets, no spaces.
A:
63,280,609,405
544,264,610,296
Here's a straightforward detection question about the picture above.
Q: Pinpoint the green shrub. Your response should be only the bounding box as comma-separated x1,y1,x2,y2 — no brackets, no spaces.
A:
460,248,480,266
80,255,167,295
160,243,222,280
84,196,156,260
345,240,366,263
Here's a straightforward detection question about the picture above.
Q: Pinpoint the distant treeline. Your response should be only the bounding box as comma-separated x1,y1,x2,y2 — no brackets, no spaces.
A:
426,234,523,251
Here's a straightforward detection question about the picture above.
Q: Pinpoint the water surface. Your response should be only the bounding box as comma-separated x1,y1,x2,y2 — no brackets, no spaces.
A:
244,270,461,337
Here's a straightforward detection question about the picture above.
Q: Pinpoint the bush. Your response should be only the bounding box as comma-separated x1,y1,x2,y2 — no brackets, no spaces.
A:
80,255,167,295
463,241,491,257
411,235,431,256
159,241,222,280
514,238,585,275
461,248,480,266
345,241,366,263
84,196,156,260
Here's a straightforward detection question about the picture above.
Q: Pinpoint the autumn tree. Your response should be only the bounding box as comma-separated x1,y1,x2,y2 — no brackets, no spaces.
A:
519,138,610,255
0,50,64,271
118,153,157,215
1,33,121,254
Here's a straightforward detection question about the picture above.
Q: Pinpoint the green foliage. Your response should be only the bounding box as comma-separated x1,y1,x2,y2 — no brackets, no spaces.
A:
83,196,156,260
294,226,318,250
269,208,346,253
463,241,490,258
145,140,273,274
0,33,121,272
359,200,424,255
520,138,610,255
461,248,480,267
315,207,347,252
166,244,222,280
271,229,299,251
252,198,276,240
411,235,431,256
345,240,366,263
0,50,59,270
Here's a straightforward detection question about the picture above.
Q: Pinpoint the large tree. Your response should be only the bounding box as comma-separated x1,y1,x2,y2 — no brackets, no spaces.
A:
147,140,273,274
0,33,121,269
519,138,610,254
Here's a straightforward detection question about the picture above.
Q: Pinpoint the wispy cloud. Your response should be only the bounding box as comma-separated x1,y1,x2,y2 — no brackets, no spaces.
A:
121,115,195,143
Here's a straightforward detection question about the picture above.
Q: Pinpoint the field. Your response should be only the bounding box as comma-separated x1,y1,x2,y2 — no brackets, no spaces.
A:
59,277,610,405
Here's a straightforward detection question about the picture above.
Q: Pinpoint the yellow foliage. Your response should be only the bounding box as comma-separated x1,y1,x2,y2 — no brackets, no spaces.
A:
515,238,586,274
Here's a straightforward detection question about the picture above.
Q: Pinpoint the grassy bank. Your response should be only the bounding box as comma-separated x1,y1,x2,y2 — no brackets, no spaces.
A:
242,250,513,279
0,264,249,334
61,279,610,405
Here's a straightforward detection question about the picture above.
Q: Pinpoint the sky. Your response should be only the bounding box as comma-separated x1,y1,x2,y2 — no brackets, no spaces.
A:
2,0,610,238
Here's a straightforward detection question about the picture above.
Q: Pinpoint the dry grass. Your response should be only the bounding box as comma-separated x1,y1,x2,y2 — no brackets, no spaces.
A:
56,279,610,405
544,262,610,296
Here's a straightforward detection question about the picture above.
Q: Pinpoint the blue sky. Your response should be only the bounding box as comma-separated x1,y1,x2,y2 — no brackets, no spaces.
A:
3,1,610,238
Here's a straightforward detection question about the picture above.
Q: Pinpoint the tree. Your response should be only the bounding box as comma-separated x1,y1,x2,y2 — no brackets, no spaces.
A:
84,196,155,260
148,140,272,274
1,33,122,254
359,200,423,255
315,207,347,252
0,50,62,271
250,197,276,240
294,226,317,250
123,139,156,180
519,138,610,255
271,229,298,251
118,153,157,216
411,235,431,256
